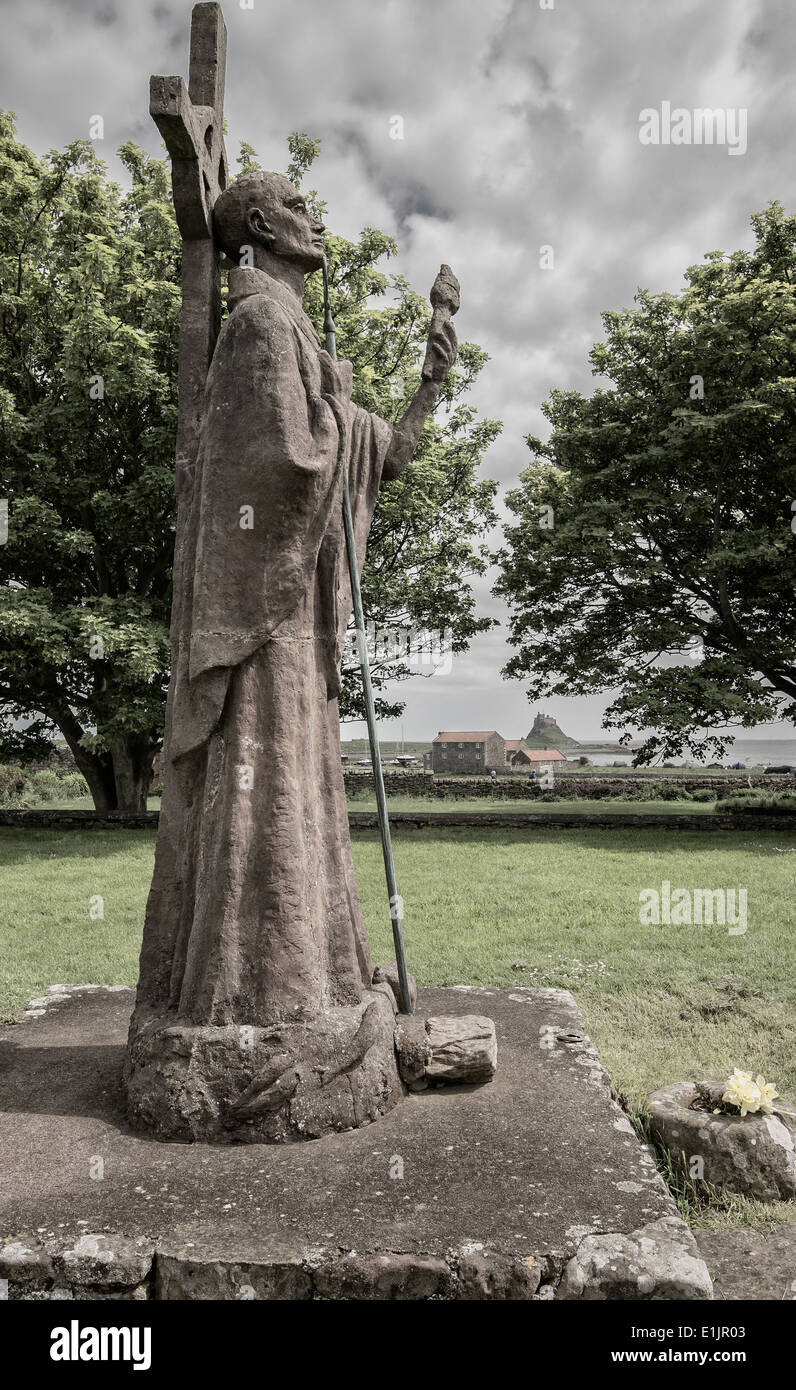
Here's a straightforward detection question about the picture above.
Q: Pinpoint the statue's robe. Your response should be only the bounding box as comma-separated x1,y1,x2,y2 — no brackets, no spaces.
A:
132,266,393,1030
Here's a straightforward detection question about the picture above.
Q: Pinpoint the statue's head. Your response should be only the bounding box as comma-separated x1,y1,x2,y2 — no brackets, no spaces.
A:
213,170,325,271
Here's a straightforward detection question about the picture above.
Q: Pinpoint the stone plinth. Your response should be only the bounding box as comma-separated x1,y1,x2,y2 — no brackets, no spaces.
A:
0,985,712,1300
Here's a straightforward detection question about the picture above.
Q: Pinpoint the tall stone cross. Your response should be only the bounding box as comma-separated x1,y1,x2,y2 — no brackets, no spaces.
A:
150,1,229,496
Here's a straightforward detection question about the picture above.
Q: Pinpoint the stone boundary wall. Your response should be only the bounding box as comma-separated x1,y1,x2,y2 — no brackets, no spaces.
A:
1,808,794,833
344,771,796,800
1,773,792,831
345,770,431,795
0,809,160,830
348,811,795,832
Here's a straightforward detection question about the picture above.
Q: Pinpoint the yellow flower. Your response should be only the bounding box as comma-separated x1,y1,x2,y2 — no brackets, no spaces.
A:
755,1075,779,1115
722,1069,758,1115
721,1068,779,1117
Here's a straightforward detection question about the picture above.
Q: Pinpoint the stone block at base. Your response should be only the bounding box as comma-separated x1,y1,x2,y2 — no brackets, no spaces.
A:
0,984,712,1300
558,1215,712,1300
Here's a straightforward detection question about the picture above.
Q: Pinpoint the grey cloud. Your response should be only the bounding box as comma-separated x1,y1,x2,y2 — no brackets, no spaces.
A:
2,0,792,739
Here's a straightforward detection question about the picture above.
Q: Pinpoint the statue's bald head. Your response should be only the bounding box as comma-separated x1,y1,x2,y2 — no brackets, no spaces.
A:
213,170,325,272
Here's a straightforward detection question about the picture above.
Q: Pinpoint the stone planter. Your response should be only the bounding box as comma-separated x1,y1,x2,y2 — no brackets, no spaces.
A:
647,1081,796,1203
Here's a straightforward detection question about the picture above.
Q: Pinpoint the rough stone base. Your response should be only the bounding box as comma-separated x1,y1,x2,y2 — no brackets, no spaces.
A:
648,1081,796,1202
0,984,713,1300
124,990,404,1143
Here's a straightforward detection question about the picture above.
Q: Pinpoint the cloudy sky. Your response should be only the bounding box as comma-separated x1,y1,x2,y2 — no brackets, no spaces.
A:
4,0,793,744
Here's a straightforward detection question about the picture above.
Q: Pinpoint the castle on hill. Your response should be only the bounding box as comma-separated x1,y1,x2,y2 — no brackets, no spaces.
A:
525,711,578,750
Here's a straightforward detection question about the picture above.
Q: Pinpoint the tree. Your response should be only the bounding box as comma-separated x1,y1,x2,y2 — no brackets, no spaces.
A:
0,118,499,807
495,203,796,764
0,115,177,809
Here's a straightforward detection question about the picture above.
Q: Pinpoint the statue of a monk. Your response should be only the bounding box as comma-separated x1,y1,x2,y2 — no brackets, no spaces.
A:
124,170,458,1142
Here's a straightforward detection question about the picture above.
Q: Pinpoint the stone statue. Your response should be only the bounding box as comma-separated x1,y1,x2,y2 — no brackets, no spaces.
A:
123,166,459,1142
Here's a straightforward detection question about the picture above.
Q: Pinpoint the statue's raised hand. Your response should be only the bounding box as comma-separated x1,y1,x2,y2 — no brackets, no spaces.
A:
421,264,460,384
382,264,462,480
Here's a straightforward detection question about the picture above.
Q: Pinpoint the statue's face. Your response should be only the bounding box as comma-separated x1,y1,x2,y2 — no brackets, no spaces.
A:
246,175,325,271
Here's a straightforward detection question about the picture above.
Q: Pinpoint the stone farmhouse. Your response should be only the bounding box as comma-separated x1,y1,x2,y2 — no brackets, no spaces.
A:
431,731,506,774
432,732,568,775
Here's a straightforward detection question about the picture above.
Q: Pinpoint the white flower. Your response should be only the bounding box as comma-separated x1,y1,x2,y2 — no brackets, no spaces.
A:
721,1068,779,1117
754,1075,779,1115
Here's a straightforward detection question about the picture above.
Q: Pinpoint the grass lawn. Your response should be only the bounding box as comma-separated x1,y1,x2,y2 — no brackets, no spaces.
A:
1,821,793,1228
23,796,165,812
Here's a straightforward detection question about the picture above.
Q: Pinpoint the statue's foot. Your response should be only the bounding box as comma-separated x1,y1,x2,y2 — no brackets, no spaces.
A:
123,989,403,1144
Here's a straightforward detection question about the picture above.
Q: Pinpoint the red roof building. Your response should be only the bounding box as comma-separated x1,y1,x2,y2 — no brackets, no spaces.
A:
504,740,567,769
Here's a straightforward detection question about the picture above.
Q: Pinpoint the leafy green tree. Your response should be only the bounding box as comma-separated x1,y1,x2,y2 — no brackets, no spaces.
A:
0,114,177,809
0,117,498,807
496,204,796,763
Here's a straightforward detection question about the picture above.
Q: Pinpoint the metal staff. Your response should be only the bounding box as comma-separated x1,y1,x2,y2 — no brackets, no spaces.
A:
321,255,413,1016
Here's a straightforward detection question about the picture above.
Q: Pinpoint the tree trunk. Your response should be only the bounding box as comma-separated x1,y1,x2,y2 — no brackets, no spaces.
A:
57,729,116,812
57,721,155,812
109,734,155,813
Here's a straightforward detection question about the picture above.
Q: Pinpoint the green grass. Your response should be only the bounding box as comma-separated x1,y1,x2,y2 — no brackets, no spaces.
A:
1,822,793,1229
721,790,796,815
361,827,796,1101
2,823,792,1094
20,796,164,812
0,828,153,1018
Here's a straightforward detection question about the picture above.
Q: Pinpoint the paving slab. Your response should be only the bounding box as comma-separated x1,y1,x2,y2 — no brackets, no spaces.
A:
0,984,711,1299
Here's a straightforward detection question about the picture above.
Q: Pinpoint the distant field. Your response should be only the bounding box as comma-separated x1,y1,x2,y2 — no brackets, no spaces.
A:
12,795,721,815
547,766,771,778
348,796,718,815
342,741,430,757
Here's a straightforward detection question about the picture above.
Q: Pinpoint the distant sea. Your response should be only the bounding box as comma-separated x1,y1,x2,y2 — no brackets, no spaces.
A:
583,738,795,768
720,738,796,767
